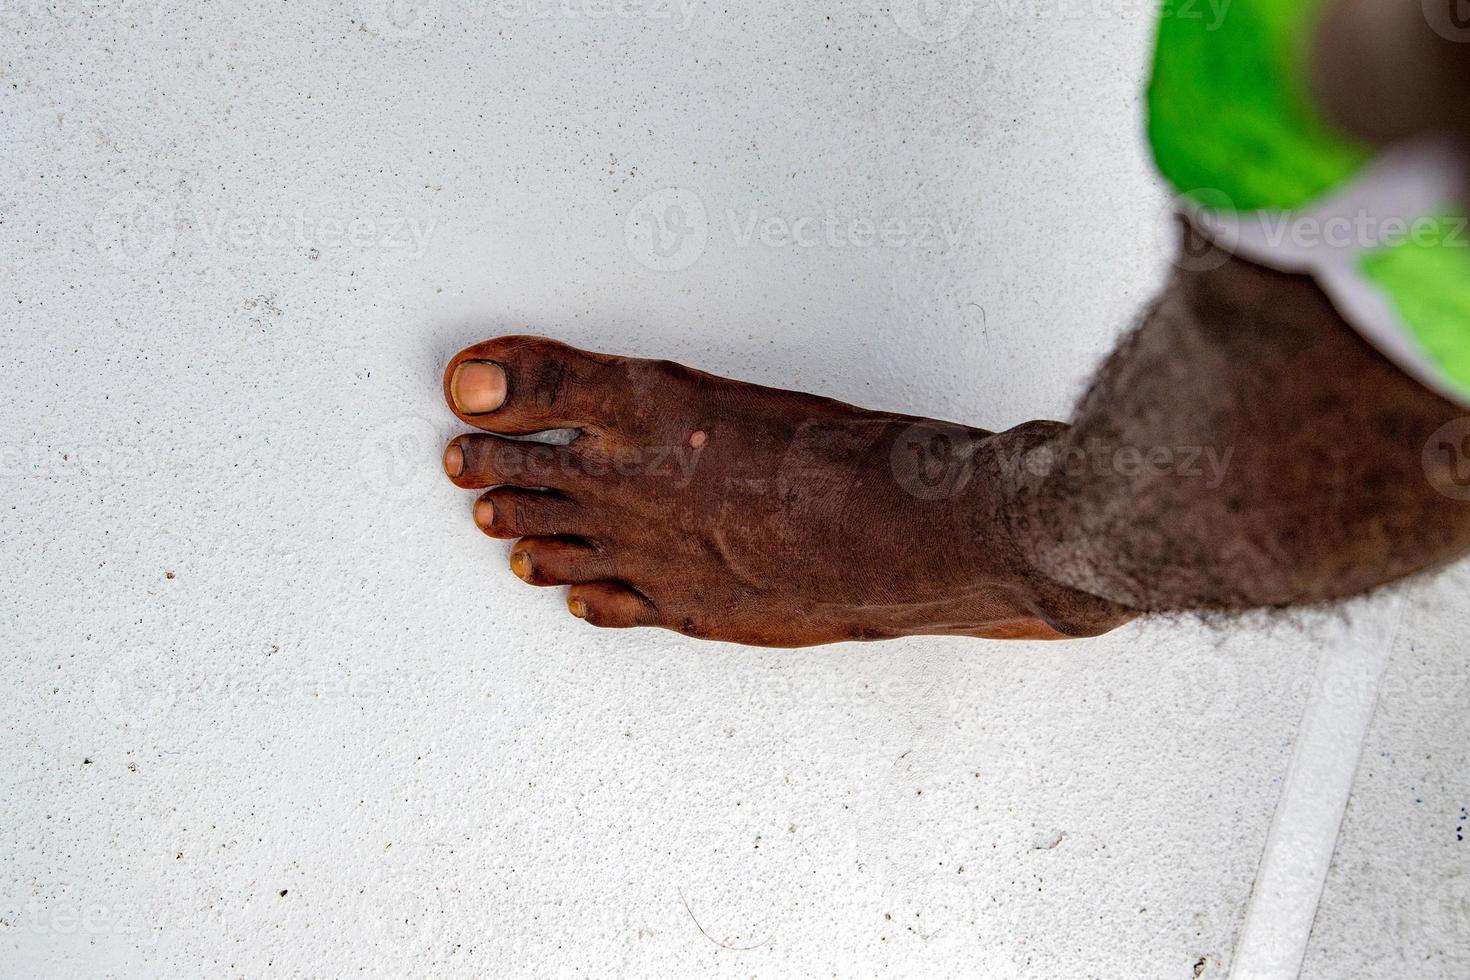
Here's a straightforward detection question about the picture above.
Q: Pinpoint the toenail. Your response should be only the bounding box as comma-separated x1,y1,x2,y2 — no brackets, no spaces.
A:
510,550,532,580
473,497,494,530
568,596,587,618
689,429,707,449
451,360,507,414
443,443,464,478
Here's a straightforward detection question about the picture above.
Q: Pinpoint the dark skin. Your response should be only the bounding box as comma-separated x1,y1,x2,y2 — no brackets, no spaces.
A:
441,336,1132,645
440,0,1470,646
1311,0,1470,144
1013,229,1470,612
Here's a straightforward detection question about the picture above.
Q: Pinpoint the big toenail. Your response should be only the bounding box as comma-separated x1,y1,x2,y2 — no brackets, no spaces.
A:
451,360,507,414
473,498,494,530
568,596,588,618
443,443,464,478
510,551,532,579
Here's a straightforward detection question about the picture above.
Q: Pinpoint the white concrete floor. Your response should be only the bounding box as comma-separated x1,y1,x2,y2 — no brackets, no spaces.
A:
1302,570,1470,979
2,0,1466,976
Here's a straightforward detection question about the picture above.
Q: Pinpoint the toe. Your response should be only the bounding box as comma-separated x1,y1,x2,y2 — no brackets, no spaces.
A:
508,537,613,586
447,360,506,414
443,433,586,490
444,335,618,434
473,489,585,539
565,582,657,628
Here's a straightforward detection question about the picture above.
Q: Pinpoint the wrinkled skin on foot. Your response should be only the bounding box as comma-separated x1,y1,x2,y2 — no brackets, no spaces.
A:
441,336,1135,647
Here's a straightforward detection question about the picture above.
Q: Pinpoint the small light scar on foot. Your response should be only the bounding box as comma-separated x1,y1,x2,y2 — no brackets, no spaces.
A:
689,430,707,449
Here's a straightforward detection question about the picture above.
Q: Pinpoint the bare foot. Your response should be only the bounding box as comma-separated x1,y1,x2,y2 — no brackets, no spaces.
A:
441,336,1134,647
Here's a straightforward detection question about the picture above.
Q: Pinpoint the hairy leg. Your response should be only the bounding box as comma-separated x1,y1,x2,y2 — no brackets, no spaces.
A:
1008,228,1470,611
438,0,1470,641
440,238,1470,639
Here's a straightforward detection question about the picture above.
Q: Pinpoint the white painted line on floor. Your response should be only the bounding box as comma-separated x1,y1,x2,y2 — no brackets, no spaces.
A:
1229,595,1407,980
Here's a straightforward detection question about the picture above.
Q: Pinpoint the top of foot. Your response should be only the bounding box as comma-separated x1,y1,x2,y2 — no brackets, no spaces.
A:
441,336,1134,647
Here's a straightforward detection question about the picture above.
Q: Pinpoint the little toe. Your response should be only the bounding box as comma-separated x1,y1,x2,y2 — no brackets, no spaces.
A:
565,582,657,628
444,335,618,434
508,537,613,586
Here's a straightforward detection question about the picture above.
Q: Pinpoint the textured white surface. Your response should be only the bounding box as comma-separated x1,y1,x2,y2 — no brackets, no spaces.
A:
1301,568,1470,980
1231,596,1404,980
1,0,1461,977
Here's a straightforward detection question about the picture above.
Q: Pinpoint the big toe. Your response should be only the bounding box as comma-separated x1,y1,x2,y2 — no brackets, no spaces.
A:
448,360,507,414
443,335,617,433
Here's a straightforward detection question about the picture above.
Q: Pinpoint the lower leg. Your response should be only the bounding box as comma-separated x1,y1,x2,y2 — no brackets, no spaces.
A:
1007,244,1470,611
440,247,1470,641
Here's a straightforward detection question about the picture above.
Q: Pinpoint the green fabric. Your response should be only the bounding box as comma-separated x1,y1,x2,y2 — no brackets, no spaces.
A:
1146,0,1371,212
1145,0,1470,398
1358,213,1470,400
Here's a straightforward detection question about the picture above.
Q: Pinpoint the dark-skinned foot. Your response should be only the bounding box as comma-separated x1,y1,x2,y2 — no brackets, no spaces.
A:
441,336,1135,647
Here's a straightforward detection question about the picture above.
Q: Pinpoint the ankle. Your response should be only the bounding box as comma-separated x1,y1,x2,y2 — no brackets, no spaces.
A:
983,421,1140,635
